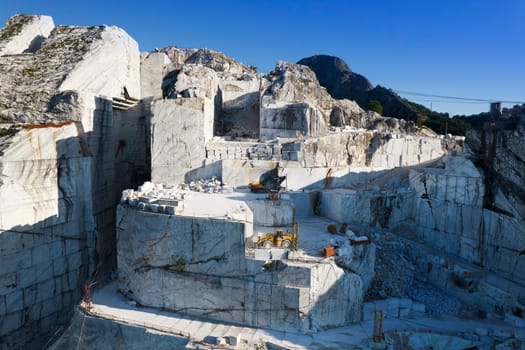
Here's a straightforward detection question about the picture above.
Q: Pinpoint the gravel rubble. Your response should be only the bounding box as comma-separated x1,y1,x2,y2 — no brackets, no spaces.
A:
366,235,464,316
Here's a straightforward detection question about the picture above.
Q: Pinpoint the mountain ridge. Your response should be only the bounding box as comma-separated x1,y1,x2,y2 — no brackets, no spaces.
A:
298,54,471,135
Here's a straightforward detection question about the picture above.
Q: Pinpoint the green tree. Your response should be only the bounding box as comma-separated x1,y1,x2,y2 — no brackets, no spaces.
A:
416,113,428,127
368,100,383,114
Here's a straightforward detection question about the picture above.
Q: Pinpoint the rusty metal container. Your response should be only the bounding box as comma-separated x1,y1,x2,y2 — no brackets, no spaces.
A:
324,246,335,258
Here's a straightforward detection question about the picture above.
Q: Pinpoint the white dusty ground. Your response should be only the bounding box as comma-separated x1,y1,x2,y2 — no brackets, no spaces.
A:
84,282,519,350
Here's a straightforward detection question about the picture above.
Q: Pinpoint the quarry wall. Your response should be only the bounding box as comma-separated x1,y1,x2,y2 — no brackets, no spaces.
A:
0,14,142,347
318,155,525,314
0,15,54,56
408,156,525,284
116,205,364,332
150,98,214,184
0,124,95,349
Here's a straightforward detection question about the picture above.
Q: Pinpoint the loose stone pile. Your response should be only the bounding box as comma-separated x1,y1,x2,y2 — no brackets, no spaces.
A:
121,181,185,202
120,178,231,214
407,280,463,315
187,177,224,193
120,182,186,214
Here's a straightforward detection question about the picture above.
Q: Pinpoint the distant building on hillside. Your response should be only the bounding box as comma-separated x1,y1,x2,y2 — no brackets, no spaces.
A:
490,102,503,119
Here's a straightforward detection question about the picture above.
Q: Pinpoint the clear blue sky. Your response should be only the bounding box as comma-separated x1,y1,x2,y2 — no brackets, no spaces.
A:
1,0,524,116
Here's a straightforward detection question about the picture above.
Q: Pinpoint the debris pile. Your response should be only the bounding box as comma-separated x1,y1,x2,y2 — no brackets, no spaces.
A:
407,280,463,315
366,234,464,316
120,181,186,214
365,239,415,300
188,177,225,193
121,181,186,202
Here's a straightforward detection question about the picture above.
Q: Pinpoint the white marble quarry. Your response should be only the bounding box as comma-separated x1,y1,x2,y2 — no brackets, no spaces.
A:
59,26,140,99
0,15,54,55
220,76,261,105
221,159,282,187
0,14,134,343
335,241,376,291
156,46,198,66
259,61,364,141
0,124,96,348
2,11,524,349
117,206,249,278
52,282,524,350
140,51,170,98
297,131,446,168
282,165,385,191
260,101,326,140
363,298,426,320
75,93,118,272
246,198,295,226
285,191,319,216
112,100,151,191
485,128,525,219
120,187,183,215
409,157,500,266
0,18,140,123
319,187,415,230
116,191,367,332
196,131,447,191
48,310,189,349
0,123,81,228
188,177,223,193
150,98,214,184
173,64,220,103
254,248,289,260
218,74,263,138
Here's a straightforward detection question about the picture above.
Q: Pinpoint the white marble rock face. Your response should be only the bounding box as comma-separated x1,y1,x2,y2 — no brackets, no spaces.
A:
150,98,214,184
0,124,81,228
59,26,141,99
116,204,365,332
0,13,143,347
0,15,54,55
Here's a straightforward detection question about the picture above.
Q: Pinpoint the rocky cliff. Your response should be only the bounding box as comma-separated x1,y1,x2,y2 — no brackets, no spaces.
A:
298,55,417,120
0,14,54,55
0,14,139,124
467,110,525,219
260,61,362,140
0,122,95,349
299,54,470,135
0,14,140,348
297,55,373,102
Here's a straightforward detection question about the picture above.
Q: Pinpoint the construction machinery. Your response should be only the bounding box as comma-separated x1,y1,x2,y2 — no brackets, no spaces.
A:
257,223,298,250
249,163,286,193
249,181,267,193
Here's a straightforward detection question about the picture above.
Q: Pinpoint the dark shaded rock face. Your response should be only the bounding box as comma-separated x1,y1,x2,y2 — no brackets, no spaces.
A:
298,55,372,101
298,55,417,121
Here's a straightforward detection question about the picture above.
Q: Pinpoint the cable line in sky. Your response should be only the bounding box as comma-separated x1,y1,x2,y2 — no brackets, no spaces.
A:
394,90,524,104
409,99,489,104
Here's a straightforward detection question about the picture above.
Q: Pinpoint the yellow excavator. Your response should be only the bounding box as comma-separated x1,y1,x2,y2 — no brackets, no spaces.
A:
257,223,298,250
249,163,286,193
